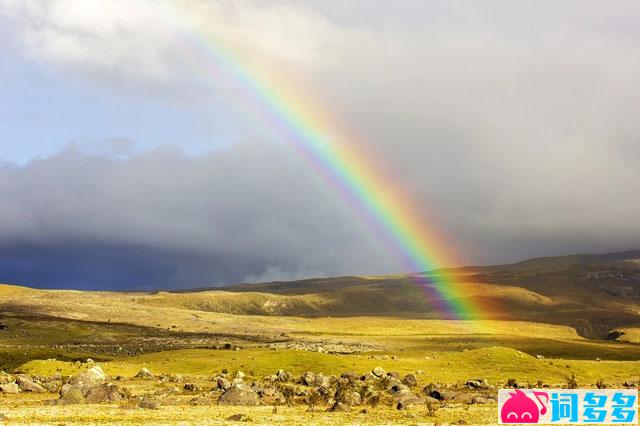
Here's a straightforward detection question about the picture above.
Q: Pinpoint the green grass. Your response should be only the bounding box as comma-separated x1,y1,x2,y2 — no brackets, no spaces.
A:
20,346,640,387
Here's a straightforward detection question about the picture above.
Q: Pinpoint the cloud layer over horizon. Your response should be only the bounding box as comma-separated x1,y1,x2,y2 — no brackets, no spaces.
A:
1,0,639,289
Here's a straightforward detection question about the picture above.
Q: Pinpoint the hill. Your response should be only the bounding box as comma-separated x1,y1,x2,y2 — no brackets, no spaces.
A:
2,250,640,341
179,249,640,338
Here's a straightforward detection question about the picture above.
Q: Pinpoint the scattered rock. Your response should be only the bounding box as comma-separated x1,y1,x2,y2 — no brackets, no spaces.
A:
327,402,351,412
84,383,123,403
372,367,386,378
139,398,161,409
0,383,19,394
396,392,424,408
340,391,362,406
183,383,202,392
69,366,106,390
276,369,292,382
505,378,519,388
317,374,331,388
465,379,490,390
56,388,86,405
190,396,212,406
471,396,491,404
16,376,46,393
402,373,418,387
389,383,411,396
536,355,545,359
217,377,232,391
135,368,154,379
218,385,260,406
0,373,13,385
226,413,252,421
301,371,316,386
341,371,358,380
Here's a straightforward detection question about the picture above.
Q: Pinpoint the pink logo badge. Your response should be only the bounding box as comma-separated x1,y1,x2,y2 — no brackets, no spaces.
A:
501,389,548,423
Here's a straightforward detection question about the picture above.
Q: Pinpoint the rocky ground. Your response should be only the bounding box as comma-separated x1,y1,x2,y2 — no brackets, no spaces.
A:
2,360,638,424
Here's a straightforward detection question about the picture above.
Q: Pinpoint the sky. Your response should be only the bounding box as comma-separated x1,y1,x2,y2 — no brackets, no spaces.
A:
1,0,639,290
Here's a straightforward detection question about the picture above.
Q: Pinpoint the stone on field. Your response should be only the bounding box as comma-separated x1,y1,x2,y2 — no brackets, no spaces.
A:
465,379,490,389
84,383,123,403
340,391,362,406
372,367,385,378
0,383,19,394
217,377,231,391
327,402,351,412
226,413,252,421
0,372,14,385
402,373,418,387
57,388,86,405
139,397,161,409
70,366,106,390
218,385,260,406
301,371,316,386
16,376,46,393
471,396,491,404
135,368,154,379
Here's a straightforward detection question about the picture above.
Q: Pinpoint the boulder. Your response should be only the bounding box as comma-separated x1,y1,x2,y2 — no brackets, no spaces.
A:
327,402,351,412
16,376,46,393
340,391,362,406
301,371,316,386
388,383,411,396
314,374,330,388
402,373,418,387
183,383,202,392
84,383,123,403
42,381,61,392
395,392,425,409
226,413,252,421
217,377,231,391
190,396,212,406
218,385,260,406
139,398,161,409
372,367,386,378
0,373,14,385
56,388,86,405
471,396,491,404
276,369,292,382
465,379,490,390
0,383,19,394
260,387,285,405
340,371,358,381
135,368,154,379
362,373,377,382
69,366,106,390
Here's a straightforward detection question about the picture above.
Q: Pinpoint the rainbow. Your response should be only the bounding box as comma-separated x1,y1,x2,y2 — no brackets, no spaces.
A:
168,6,485,320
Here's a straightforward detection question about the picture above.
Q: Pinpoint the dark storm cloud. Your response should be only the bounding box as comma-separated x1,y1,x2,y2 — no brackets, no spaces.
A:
0,144,398,289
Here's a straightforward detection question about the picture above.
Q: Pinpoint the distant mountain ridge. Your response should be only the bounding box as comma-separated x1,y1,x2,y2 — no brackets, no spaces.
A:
2,250,640,340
